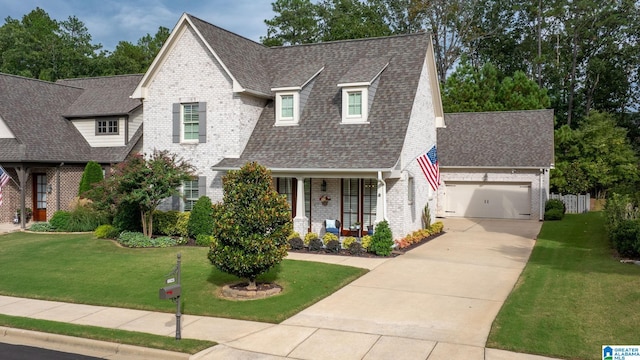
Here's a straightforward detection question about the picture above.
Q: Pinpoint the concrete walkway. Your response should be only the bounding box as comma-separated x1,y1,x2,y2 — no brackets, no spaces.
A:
0,219,561,359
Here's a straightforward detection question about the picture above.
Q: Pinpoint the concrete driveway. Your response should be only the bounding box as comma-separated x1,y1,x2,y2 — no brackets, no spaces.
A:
224,217,541,360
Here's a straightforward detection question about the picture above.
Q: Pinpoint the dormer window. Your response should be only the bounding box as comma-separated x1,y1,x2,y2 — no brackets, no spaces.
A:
275,91,300,126
341,86,369,123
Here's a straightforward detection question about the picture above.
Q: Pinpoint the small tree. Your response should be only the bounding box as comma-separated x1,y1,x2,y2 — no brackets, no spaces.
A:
78,161,104,196
370,220,394,256
208,162,292,290
188,196,214,238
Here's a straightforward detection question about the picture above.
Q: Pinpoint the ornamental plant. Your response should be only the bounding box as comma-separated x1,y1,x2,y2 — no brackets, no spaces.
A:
188,196,214,238
208,162,292,290
370,220,394,256
342,236,357,249
322,232,338,245
78,161,104,196
304,232,319,245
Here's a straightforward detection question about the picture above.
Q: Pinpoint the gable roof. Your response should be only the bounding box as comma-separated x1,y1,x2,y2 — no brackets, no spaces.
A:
0,73,141,164
437,109,555,168
57,75,143,117
212,32,434,171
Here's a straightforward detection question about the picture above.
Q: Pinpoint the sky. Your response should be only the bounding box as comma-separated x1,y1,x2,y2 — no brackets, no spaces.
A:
0,0,276,51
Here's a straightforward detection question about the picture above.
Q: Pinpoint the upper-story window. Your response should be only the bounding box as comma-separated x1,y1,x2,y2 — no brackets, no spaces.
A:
172,102,206,144
275,92,299,126
340,86,368,123
182,103,199,142
96,118,118,135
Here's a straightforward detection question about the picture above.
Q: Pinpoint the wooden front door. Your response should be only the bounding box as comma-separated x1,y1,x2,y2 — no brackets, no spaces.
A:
32,173,47,222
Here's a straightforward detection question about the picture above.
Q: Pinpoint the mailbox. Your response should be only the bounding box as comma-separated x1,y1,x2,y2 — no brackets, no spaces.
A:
159,284,181,299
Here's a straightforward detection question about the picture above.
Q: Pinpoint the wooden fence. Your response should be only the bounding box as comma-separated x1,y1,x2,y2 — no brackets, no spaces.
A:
550,193,591,213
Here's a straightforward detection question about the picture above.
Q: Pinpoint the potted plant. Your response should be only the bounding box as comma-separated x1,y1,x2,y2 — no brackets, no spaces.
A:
319,195,331,206
16,208,33,222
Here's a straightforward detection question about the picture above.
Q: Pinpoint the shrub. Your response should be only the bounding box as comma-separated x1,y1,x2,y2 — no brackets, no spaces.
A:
196,234,215,247
113,201,142,232
308,238,323,251
544,208,564,221
422,203,431,229
605,193,639,231
65,206,108,232
288,231,301,240
370,221,394,256
361,235,372,251
78,161,104,196
322,232,338,245
118,231,177,248
175,212,190,237
188,196,214,238
342,236,356,249
153,210,189,237
28,222,55,232
289,237,305,250
348,241,363,255
430,221,444,234
49,211,71,230
325,239,341,253
545,199,566,214
95,224,119,239
304,232,319,245
610,220,640,258
208,162,292,288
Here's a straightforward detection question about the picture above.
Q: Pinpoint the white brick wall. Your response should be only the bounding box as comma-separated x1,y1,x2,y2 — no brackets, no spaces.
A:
437,168,549,220
142,25,266,203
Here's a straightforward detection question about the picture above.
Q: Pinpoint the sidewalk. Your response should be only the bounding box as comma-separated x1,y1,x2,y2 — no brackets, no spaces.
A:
0,220,562,359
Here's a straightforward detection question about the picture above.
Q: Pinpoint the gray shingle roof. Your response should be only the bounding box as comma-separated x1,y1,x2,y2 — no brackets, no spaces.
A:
437,109,555,168
209,30,433,170
57,75,143,117
0,73,140,164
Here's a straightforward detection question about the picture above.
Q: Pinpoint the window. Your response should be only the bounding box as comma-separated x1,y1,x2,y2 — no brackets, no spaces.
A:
340,87,368,123
96,118,118,135
276,178,294,215
182,180,199,211
182,103,199,142
275,92,300,125
172,102,206,144
348,91,362,116
342,178,377,229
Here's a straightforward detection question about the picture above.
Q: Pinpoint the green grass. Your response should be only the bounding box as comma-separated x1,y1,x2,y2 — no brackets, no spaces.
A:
488,212,640,360
0,232,367,323
0,314,215,354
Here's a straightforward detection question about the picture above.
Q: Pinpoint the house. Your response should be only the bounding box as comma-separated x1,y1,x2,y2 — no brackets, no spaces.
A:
132,13,445,238
436,110,555,220
0,73,143,224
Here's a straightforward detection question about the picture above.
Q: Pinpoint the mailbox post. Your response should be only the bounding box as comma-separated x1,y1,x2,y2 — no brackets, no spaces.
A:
159,253,182,340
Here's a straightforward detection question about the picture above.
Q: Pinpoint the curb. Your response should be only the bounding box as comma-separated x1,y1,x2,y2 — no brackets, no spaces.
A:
0,326,190,360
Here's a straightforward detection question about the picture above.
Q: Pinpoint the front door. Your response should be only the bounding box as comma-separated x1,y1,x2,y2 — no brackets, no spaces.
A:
32,173,47,222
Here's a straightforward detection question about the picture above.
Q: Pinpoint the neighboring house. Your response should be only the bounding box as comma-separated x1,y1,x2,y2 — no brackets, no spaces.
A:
436,110,555,220
0,73,143,224
132,13,445,238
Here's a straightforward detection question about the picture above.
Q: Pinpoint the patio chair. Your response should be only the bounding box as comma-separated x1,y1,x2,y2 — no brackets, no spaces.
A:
324,219,341,236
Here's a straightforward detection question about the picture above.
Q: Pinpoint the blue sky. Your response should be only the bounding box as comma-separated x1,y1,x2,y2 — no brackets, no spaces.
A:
0,0,275,51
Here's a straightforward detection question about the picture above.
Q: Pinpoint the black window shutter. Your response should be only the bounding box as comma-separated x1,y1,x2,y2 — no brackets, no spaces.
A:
171,195,180,211
172,103,180,143
198,102,207,143
198,176,207,198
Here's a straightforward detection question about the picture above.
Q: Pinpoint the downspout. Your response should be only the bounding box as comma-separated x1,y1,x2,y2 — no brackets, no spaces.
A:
377,171,388,222
56,162,64,212
539,168,544,221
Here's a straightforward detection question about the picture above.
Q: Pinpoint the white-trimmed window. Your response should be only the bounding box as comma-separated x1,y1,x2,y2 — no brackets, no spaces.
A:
182,103,199,142
275,92,300,125
341,87,368,123
182,180,199,211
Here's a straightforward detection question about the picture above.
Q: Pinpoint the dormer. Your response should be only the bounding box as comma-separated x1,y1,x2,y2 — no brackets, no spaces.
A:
337,57,389,124
271,66,324,126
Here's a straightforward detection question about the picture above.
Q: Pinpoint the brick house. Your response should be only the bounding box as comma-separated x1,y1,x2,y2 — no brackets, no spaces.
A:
0,74,143,225
132,13,445,238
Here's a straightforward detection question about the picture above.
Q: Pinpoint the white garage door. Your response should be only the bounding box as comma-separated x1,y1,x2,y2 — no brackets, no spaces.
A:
444,182,531,219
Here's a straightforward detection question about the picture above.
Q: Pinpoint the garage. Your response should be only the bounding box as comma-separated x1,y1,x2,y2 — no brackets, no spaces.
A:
443,182,531,219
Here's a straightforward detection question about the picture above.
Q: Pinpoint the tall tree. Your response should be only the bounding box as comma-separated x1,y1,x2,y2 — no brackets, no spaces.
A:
262,0,320,46
316,0,391,41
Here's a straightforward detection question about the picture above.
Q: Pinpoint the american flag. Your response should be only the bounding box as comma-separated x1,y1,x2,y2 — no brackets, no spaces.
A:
0,166,11,206
417,145,440,191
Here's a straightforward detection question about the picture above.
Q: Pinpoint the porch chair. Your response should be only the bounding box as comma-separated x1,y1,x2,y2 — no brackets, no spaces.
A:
324,219,341,236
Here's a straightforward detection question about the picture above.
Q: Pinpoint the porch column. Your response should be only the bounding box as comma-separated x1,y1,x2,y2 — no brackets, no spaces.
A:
375,172,387,224
293,177,308,235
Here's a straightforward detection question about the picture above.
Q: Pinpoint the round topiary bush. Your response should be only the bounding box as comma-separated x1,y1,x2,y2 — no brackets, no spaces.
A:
322,232,338,245
188,196,214,238
342,236,356,249
325,239,341,253
348,241,363,255
544,208,564,221
308,238,323,251
545,199,566,214
304,232,319,245
289,237,304,250
361,235,372,251
370,220,394,256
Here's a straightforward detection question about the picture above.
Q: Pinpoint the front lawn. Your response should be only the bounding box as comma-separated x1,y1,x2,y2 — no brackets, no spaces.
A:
0,232,366,323
487,212,640,360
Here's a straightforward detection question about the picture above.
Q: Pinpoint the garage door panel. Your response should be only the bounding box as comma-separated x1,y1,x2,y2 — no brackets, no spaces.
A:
445,183,530,219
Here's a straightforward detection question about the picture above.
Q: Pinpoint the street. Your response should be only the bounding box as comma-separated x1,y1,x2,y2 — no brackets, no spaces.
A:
0,342,104,360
